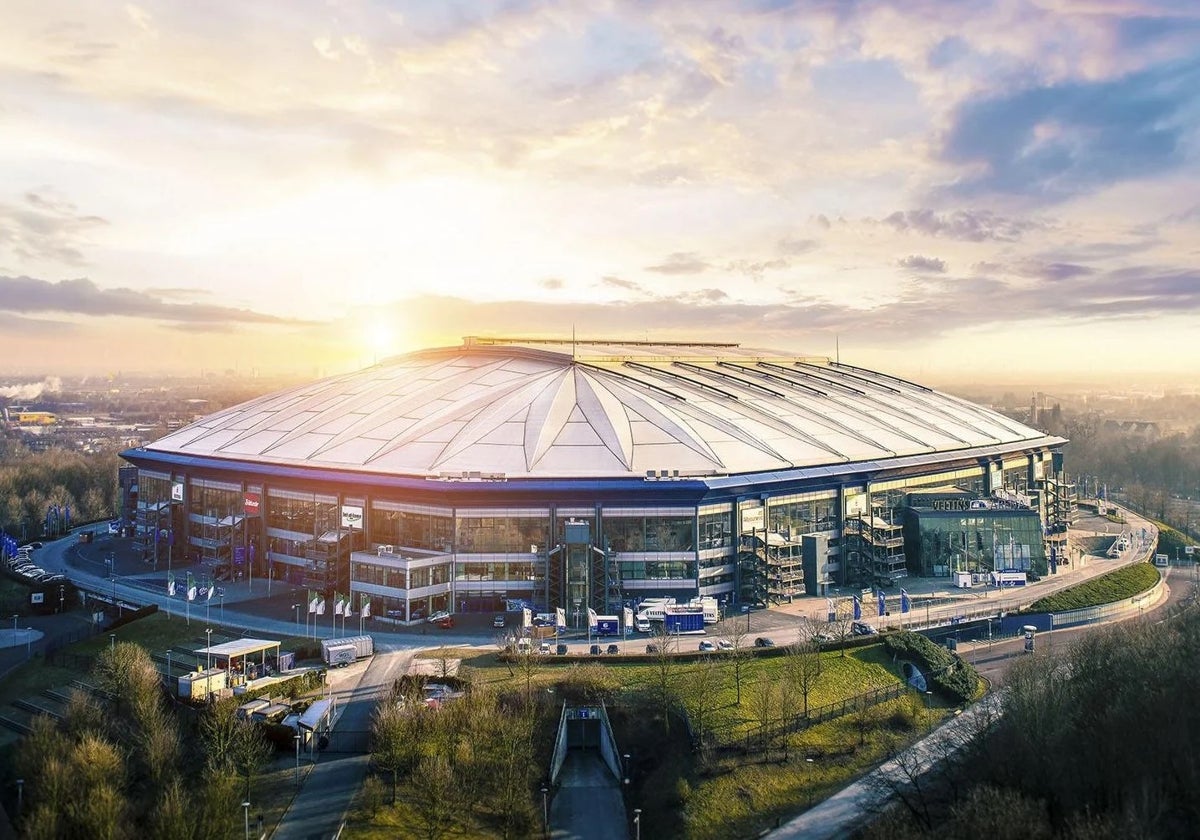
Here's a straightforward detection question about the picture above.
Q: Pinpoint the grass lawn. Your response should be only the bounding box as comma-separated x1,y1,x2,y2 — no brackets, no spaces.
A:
1027,562,1159,612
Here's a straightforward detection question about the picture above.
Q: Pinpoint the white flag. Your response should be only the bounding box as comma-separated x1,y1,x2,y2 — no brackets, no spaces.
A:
316,598,326,616
587,607,598,628
361,595,371,619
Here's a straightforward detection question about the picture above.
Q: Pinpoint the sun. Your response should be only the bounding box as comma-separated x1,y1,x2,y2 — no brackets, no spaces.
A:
366,320,395,363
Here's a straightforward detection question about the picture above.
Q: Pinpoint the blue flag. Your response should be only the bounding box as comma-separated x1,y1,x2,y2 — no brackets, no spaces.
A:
852,595,861,620
877,590,886,617
900,588,911,614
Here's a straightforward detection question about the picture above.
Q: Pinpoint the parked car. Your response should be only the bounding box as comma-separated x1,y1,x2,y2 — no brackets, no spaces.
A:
493,614,506,628
589,644,602,655
556,644,569,655
753,637,776,648
716,639,734,651
606,644,620,655
538,641,552,655
646,644,660,654
813,632,836,644
426,610,451,624
698,640,716,651
851,621,878,636
433,615,454,629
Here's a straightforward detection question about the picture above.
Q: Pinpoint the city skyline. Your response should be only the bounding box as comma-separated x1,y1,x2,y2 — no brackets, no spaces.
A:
1,1,1198,383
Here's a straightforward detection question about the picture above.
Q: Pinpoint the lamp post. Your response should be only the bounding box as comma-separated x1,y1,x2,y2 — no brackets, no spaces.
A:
110,633,116,652
15,778,23,818
634,807,642,840
292,603,301,628
242,801,250,840
743,604,750,633
25,629,32,659
540,783,549,840
294,733,301,785
167,650,172,688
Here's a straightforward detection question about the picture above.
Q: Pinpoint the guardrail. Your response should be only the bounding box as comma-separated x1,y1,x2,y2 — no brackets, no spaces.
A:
1051,576,1166,629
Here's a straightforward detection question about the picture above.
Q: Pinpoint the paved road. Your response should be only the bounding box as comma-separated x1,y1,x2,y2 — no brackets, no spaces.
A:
549,752,627,840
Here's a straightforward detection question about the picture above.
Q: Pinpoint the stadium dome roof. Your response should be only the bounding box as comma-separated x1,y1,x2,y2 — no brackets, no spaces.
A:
146,338,1052,480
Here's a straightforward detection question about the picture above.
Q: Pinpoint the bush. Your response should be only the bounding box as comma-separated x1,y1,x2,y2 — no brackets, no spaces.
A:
884,631,979,703
1027,562,1159,612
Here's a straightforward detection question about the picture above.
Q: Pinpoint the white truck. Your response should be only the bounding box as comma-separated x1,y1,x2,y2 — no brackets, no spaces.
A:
321,634,374,667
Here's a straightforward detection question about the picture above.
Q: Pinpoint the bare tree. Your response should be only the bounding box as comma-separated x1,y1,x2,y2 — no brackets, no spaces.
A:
648,623,677,734
678,652,723,750
747,673,778,756
723,622,752,705
410,754,460,840
783,639,823,720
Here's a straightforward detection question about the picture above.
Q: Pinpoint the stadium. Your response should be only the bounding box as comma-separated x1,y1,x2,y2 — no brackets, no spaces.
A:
121,337,1072,625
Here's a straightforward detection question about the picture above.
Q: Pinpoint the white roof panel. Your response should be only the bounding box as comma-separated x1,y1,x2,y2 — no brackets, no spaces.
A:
145,338,1052,479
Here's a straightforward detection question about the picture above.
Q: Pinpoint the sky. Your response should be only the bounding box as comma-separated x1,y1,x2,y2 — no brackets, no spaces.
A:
1,0,1199,385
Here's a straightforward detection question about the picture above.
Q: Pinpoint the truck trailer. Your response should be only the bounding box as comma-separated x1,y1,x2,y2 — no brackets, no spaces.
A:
594,616,620,636
663,606,705,635
322,634,375,667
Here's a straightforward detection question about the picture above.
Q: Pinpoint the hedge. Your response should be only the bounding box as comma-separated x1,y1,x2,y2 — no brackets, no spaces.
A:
1027,562,1160,613
884,631,979,703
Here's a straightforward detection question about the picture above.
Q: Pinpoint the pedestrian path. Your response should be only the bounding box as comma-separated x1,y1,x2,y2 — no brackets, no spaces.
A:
550,752,627,840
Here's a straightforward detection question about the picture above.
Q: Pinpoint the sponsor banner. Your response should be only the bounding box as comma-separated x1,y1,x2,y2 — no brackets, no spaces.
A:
740,505,764,533
243,492,261,516
171,481,185,503
233,546,246,566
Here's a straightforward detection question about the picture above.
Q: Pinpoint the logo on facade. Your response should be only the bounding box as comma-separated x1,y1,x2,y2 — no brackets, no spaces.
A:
341,505,364,530
243,492,261,516
171,482,184,503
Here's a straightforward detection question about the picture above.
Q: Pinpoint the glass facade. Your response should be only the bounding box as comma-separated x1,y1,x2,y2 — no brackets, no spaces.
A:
767,494,837,535
370,502,453,552
456,510,549,554
906,509,1047,577
602,511,694,553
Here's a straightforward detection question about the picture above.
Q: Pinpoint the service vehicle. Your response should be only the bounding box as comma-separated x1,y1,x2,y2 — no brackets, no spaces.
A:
321,635,374,667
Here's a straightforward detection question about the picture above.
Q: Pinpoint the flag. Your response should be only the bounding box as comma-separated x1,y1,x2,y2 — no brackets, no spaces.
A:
186,572,197,602
522,607,532,629
361,592,371,619
826,597,835,623
344,596,353,619
334,592,344,616
877,590,886,617
623,606,633,630
308,589,319,614
900,589,911,614
555,607,566,629
207,582,214,601
167,571,176,597
852,595,862,621
587,607,598,628
316,597,326,616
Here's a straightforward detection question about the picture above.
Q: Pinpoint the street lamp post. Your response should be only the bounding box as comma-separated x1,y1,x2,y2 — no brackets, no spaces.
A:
540,783,549,840
110,633,116,652
294,733,301,785
292,604,301,628
242,801,250,840
205,628,213,670
743,604,750,633
220,592,225,622
634,807,642,840
25,629,31,659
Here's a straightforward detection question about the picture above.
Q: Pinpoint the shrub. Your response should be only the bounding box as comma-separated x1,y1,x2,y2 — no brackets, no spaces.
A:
884,631,979,703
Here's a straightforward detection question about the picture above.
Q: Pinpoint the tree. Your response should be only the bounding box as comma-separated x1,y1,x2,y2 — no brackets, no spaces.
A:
747,673,777,755
647,623,677,733
371,699,418,805
783,640,822,720
723,622,751,704
409,754,460,840
678,652,723,751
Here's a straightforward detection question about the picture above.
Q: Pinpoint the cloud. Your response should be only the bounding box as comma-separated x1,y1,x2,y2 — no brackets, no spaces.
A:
897,254,947,273
0,276,312,327
645,252,712,275
0,192,108,266
879,209,1046,242
777,236,819,255
940,57,1200,199
600,275,644,292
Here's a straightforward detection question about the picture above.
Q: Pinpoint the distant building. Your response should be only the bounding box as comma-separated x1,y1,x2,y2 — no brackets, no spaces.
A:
122,338,1069,621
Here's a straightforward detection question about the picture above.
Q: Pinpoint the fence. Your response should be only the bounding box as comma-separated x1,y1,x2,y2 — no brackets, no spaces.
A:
707,681,906,755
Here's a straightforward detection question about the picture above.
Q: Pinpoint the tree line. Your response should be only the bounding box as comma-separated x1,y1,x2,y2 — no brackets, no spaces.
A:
0,438,122,540
13,643,272,839
862,600,1200,839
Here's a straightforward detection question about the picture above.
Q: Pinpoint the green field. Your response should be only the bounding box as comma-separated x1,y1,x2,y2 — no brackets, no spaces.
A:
1027,562,1160,612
